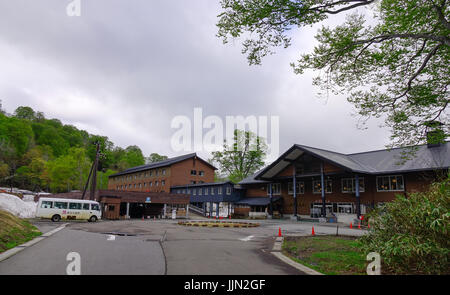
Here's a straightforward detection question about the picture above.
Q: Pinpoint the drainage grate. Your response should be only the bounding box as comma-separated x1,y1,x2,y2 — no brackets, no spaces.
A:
102,232,138,237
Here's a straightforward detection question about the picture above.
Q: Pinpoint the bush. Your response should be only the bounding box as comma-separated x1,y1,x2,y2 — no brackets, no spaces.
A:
359,175,450,274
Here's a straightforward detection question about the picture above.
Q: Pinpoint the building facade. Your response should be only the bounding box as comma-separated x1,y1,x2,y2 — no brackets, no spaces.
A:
238,142,450,223
108,153,216,193
170,181,244,217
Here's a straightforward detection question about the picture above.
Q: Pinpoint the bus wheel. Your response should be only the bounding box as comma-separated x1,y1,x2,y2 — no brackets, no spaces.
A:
51,215,61,222
89,216,97,222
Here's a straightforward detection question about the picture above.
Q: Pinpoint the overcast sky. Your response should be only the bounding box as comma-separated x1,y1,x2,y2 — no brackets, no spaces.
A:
0,0,391,163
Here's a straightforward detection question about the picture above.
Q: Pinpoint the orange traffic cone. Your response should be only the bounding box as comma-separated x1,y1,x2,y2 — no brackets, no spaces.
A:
358,222,361,229
312,226,315,236
278,227,282,237
142,215,144,221
350,222,353,229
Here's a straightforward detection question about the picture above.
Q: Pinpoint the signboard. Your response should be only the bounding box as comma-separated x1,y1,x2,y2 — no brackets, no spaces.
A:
145,197,151,203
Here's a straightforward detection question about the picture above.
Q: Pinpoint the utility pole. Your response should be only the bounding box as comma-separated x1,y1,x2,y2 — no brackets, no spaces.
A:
82,142,102,201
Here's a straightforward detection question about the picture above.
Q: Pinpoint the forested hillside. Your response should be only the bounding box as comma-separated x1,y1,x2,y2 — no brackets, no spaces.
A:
0,103,148,193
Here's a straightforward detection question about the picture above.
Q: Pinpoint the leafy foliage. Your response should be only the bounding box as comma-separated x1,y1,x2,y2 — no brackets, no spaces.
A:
217,0,449,147
359,174,450,274
210,129,267,183
0,106,149,193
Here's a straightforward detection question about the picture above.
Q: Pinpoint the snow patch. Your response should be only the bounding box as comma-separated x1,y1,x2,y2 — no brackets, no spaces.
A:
0,193,37,218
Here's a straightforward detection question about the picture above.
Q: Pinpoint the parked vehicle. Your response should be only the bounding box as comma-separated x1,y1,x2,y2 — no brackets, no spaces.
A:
36,197,102,222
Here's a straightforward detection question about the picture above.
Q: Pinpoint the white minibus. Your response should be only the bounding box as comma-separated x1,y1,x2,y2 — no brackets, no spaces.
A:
36,197,102,222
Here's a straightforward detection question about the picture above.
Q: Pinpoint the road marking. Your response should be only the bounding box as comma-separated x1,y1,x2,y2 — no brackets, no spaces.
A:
239,235,254,242
107,235,116,241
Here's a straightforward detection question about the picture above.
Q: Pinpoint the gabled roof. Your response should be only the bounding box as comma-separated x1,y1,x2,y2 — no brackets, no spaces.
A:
244,142,450,183
110,153,216,177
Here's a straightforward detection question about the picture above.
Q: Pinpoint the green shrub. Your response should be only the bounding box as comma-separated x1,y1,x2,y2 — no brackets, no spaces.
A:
359,174,450,274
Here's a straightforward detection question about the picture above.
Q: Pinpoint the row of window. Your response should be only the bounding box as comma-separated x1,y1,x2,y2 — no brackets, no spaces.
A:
112,169,168,182
175,186,232,196
116,180,166,190
190,170,206,176
267,175,405,195
41,201,100,211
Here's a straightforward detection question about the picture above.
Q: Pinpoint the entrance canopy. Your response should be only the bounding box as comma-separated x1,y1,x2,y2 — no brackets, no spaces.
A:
235,196,281,206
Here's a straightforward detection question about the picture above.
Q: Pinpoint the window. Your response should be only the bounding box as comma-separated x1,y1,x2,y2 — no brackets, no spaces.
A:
161,180,165,186
155,181,159,186
267,183,281,195
211,188,215,195
187,189,191,194
190,181,196,184
54,202,68,209
288,182,305,194
155,170,159,176
82,203,90,210
198,188,202,195
139,183,142,188
162,169,166,175
377,175,404,191
342,177,365,193
226,187,232,195
69,203,82,210
91,204,100,211
204,188,209,195
149,171,153,176
199,171,205,176
149,182,153,187
41,201,53,208
182,189,186,194
144,182,147,187
313,180,332,194
218,187,223,195
193,189,197,195
191,170,197,175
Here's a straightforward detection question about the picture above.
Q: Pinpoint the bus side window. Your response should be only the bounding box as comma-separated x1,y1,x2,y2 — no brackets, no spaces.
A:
91,204,99,211
54,202,68,209
82,203,90,210
41,201,53,209
69,203,82,210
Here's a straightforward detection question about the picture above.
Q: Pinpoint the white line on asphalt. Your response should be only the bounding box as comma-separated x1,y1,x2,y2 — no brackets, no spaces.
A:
239,235,254,242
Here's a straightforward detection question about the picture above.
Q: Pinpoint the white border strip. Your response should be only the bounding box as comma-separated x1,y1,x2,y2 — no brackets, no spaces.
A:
0,223,68,262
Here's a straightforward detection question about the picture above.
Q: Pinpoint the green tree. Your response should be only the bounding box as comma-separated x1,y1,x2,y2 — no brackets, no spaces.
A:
122,145,145,168
14,106,36,121
210,129,267,183
359,174,450,274
217,0,449,147
147,153,168,163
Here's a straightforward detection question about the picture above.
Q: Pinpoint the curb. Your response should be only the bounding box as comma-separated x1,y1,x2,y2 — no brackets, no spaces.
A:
0,223,68,262
270,236,323,275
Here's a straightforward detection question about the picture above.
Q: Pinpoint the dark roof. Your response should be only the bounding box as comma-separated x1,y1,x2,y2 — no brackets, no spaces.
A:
110,153,216,177
238,170,270,185
170,181,234,189
241,142,450,183
235,197,281,206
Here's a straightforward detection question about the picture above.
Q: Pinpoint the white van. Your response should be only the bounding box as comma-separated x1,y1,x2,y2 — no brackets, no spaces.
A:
36,197,102,222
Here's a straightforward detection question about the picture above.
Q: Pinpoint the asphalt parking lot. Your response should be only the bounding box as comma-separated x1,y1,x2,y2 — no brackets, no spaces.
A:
0,218,367,275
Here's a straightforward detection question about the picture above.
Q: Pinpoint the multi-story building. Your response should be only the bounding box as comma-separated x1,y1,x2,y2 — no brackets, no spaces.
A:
108,153,216,192
238,142,450,223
